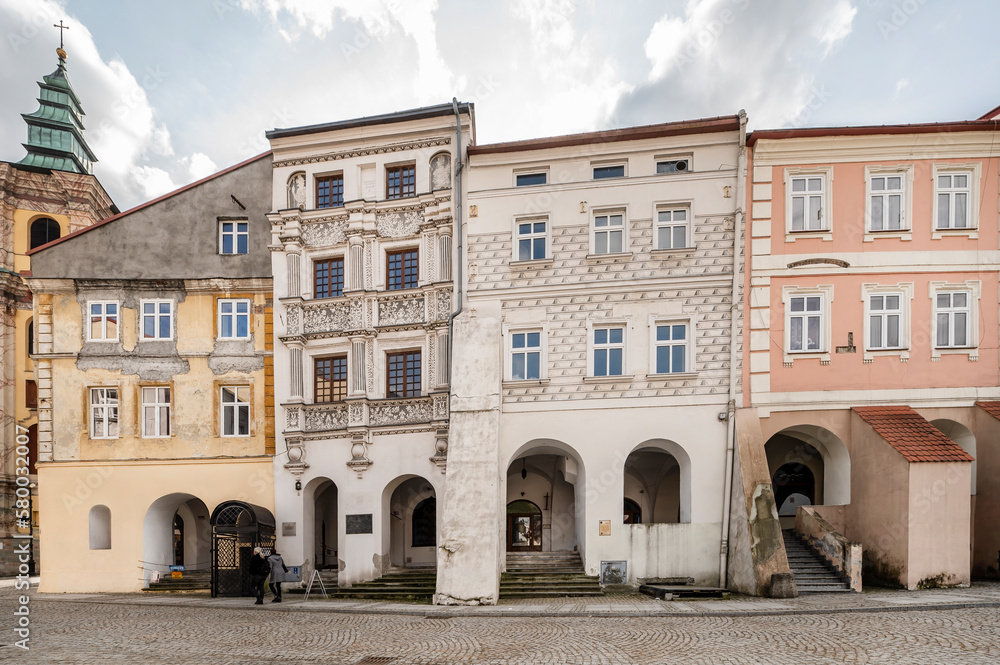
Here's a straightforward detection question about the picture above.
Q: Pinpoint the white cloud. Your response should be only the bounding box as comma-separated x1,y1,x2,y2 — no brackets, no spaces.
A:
183,153,219,181
129,165,176,201
818,0,858,55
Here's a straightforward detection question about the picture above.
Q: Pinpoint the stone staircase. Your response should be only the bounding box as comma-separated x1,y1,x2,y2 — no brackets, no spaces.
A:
290,567,437,603
501,551,604,599
144,569,211,593
783,530,852,594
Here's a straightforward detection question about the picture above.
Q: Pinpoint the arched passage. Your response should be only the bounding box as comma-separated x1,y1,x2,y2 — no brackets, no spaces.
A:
142,494,211,584
931,419,976,494
381,475,437,568
623,441,691,524
308,478,339,570
765,425,851,507
506,439,586,554
210,500,276,597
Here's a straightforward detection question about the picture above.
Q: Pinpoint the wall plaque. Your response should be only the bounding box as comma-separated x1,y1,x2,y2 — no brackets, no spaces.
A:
599,520,611,536
282,522,296,537
346,513,373,534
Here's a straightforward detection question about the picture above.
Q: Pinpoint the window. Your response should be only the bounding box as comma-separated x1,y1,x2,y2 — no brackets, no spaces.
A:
90,387,119,439
516,219,547,261
936,292,970,348
868,294,903,350
593,326,625,376
220,220,248,255
511,331,541,380
141,301,173,340
656,159,689,174
593,211,625,254
936,172,971,229
218,299,251,339
314,258,345,298
655,208,688,250
29,218,60,250
88,301,118,341
387,350,421,398
869,174,905,231
315,356,348,403
593,164,625,179
516,172,547,186
788,295,823,352
387,249,419,290
316,174,344,208
653,323,688,374
221,386,250,437
789,175,825,231
386,164,416,199
25,380,37,409
142,387,171,438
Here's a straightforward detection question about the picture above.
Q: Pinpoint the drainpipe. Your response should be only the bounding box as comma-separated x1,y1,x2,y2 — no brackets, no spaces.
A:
447,98,465,380
719,109,748,587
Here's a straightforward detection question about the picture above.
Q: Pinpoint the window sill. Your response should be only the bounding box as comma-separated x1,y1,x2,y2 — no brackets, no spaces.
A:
585,252,632,262
583,374,634,383
932,347,979,361
650,248,695,258
864,230,912,242
931,228,978,240
785,230,832,242
509,259,554,269
862,348,910,364
503,378,551,387
645,372,698,380
782,351,831,366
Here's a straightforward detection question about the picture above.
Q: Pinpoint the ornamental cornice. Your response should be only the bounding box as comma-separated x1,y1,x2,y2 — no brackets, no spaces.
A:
273,137,452,169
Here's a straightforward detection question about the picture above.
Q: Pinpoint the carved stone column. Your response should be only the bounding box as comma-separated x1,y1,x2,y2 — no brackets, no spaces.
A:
351,338,367,395
438,234,452,282
287,251,301,298
289,345,304,400
437,332,450,388
349,239,365,291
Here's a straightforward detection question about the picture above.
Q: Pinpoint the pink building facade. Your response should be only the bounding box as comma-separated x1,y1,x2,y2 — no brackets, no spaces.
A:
742,110,1000,588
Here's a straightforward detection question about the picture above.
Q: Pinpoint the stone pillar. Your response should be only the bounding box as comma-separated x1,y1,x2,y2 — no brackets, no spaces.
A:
433,312,502,606
438,234,452,282
287,252,301,298
349,241,364,291
289,346,304,399
351,339,367,395
437,332,450,388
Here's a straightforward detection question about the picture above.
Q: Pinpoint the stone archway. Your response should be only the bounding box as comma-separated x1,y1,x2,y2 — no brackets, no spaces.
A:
381,475,437,569
142,493,211,585
506,440,586,555
765,425,851,506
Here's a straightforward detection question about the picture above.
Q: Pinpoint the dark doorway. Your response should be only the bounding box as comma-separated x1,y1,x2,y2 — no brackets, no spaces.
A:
411,497,436,547
772,463,815,516
210,501,276,597
173,515,184,566
506,500,542,552
624,498,642,524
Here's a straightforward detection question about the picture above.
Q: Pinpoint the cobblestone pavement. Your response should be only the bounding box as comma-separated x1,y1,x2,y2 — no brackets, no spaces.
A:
2,585,999,664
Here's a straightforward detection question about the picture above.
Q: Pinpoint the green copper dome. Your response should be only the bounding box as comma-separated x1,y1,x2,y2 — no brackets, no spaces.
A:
18,49,97,174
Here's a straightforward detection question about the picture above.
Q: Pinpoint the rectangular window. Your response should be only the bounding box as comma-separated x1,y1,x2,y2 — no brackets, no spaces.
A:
511,331,541,380
314,258,345,298
387,249,419,290
25,380,37,409
789,295,823,352
657,159,689,174
221,386,250,437
654,324,688,374
936,172,971,229
868,294,902,349
88,301,119,341
516,220,547,261
386,164,416,199
593,212,624,254
655,208,688,250
936,292,970,348
593,164,625,179
593,326,624,376
387,350,421,398
141,301,173,340
141,386,171,438
220,220,249,255
218,299,251,339
314,356,348,403
790,176,825,231
869,174,905,231
316,174,344,209
516,172,547,186
90,387,119,439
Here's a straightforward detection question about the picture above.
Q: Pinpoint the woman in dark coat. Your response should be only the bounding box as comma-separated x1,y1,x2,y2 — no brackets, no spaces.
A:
250,547,270,605
267,551,289,602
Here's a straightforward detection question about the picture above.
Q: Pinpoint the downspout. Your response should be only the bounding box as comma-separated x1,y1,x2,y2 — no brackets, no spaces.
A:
447,98,465,381
720,109,748,587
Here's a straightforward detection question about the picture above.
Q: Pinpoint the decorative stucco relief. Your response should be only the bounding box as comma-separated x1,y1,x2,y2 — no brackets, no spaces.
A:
432,393,449,420
348,297,364,329
430,153,451,190
303,304,349,334
285,407,300,431
369,399,434,427
304,405,348,432
376,209,422,238
301,219,347,247
285,305,301,335
436,290,452,322
378,296,425,326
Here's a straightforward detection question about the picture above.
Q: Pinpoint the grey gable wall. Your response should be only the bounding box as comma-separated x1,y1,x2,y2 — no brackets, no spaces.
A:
31,154,274,280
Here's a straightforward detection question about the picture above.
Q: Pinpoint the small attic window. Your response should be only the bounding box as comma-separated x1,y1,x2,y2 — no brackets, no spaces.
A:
220,218,248,255
30,218,60,249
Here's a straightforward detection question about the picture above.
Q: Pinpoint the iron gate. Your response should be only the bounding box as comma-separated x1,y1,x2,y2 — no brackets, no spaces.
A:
210,501,276,597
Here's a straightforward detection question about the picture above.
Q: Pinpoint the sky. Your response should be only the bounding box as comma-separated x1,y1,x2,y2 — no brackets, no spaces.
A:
1,0,999,211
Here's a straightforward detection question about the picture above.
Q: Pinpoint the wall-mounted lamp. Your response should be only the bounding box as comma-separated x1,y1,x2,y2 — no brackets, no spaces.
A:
294,480,302,492
521,458,527,480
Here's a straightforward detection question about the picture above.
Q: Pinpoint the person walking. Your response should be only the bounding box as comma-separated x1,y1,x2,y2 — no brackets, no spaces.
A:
249,546,270,605
267,550,289,602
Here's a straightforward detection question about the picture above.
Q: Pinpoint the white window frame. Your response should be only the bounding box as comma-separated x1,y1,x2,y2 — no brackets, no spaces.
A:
141,386,171,439
653,204,691,251
514,169,549,187
932,163,980,238
504,326,548,382
590,208,628,256
89,387,119,439
221,386,251,437
655,154,692,175
592,161,627,180
648,317,695,376
512,216,550,263
781,285,834,365
864,165,913,240
217,298,252,340
87,301,120,342
784,167,832,240
929,280,981,361
140,300,174,341
586,320,630,379
861,283,913,362
219,218,249,255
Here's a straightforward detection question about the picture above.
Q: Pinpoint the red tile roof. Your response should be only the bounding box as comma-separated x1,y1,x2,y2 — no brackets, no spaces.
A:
976,401,1000,421
852,406,975,463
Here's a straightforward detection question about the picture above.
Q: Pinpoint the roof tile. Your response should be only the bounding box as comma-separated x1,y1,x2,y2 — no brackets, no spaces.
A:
852,406,975,463
976,401,1000,421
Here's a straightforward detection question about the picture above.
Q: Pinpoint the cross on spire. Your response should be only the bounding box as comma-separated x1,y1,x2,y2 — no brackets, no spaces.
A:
53,20,69,49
